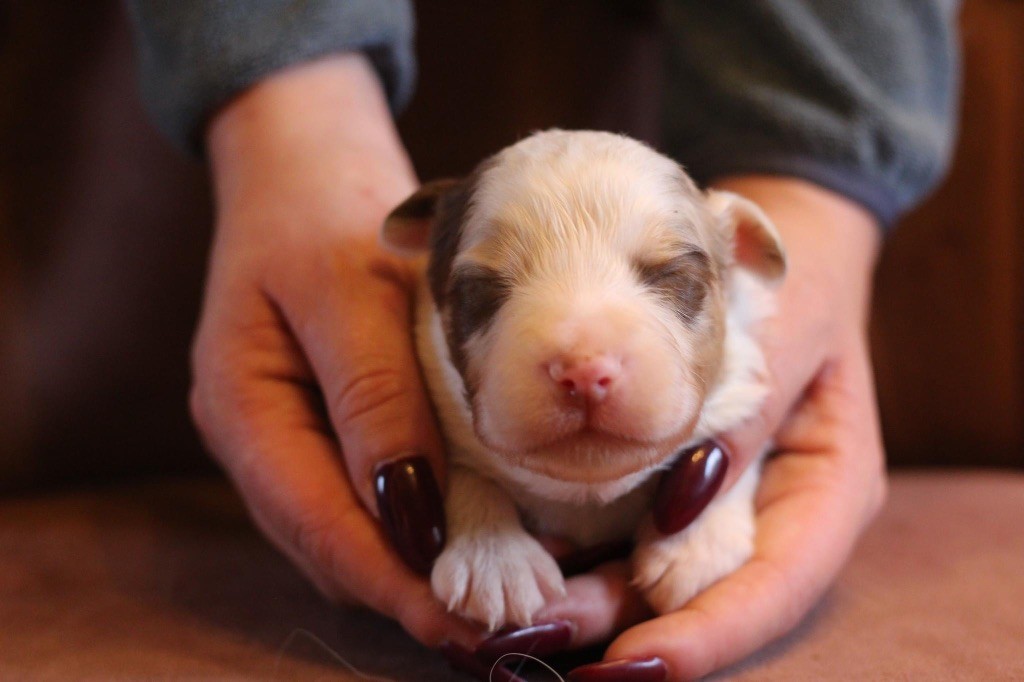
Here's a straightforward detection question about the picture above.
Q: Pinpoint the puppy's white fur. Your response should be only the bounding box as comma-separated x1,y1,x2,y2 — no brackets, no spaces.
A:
391,131,783,628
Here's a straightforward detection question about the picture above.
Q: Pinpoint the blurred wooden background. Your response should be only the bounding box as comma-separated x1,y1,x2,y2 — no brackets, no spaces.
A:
0,0,1020,486
872,0,1023,467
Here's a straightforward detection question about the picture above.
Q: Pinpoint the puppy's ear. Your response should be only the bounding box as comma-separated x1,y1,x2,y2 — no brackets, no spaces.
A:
706,190,787,283
382,178,462,253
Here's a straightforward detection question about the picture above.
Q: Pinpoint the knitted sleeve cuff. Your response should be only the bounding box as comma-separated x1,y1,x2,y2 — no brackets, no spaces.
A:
126,0,416,155
662,0,961,229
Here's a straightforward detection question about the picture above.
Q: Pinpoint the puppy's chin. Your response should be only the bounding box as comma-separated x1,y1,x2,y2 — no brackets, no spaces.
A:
486,434,685,505
479,425,695,486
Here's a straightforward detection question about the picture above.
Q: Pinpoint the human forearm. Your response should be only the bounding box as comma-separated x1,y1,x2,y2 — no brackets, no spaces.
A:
207,52,417,230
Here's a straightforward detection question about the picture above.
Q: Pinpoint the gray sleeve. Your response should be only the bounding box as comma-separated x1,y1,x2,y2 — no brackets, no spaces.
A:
124,0,416,154
661,0,961,226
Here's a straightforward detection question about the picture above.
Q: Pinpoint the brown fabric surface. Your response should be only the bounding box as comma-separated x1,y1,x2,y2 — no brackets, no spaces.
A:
0,471,1021,680
714,470,1024,680
0,478,458,681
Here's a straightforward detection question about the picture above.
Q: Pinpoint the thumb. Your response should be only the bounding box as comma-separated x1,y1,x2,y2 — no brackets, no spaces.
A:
292,267,447,575
716,346,817,495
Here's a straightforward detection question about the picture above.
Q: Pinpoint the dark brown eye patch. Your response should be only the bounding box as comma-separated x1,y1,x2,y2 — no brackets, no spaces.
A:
448,264,512,355
635,250,712,324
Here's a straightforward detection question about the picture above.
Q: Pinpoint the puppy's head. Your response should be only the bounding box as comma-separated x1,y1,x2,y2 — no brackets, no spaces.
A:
385,131,784,487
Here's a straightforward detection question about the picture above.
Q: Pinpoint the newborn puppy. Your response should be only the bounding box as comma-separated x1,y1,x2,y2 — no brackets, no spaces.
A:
383,130,786,630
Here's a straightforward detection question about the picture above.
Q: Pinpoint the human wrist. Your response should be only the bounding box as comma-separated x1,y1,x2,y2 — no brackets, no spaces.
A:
206,52,417,235
709,175,881,324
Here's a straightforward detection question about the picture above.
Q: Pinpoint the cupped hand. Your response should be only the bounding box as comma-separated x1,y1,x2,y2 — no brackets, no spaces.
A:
529,177,888,680
188,54,481,649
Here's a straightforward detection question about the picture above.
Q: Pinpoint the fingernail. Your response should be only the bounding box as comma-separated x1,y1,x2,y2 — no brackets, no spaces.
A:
374,455,445,575
440,641,528,682
567,657,667,682
654,440,729,535
475,620,573,664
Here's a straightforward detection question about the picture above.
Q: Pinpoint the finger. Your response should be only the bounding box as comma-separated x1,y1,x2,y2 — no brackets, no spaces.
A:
653,309,821,536
712,177,878,495
294,253,445,505
600,350,885,680
653,308,820,536
276,247,448,573
534,560,652,648
194,356,480,649
191,282,478,647
715,286,828,494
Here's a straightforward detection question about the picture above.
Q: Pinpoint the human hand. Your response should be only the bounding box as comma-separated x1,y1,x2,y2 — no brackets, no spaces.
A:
492,178,888,680
189,54,481,649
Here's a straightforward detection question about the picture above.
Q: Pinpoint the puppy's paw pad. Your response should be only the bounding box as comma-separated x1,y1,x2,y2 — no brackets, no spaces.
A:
431,531,565,630
633,512,755,614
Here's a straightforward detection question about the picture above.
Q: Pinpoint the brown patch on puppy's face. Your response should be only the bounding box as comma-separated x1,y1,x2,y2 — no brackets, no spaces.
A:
420,164,509,388
384,165,505,384
446,263,510,387
634,249,714,326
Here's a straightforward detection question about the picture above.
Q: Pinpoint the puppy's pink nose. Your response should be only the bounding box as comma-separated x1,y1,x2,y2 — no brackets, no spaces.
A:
549,355,621,402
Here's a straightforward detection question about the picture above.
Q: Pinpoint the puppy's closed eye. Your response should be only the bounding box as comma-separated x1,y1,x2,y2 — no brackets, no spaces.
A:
448,264,511,357
635,250,712,324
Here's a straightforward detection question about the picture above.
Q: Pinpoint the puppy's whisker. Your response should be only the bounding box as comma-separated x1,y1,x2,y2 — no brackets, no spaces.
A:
274,628,397,682
492,652,565,681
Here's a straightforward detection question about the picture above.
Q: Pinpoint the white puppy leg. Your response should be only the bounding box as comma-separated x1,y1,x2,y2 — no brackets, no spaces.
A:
632,462,760,614
431,466,566,630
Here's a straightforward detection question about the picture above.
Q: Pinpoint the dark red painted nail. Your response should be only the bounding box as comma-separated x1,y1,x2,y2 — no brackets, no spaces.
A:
374,455,445,574
654,440,729,535
440,642,528,682
475,620,574,664
567,657,667,682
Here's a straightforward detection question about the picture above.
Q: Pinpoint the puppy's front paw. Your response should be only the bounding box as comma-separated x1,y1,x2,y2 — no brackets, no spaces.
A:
431,530,566,630
632,500,755,614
